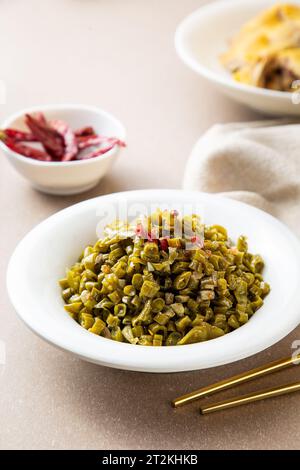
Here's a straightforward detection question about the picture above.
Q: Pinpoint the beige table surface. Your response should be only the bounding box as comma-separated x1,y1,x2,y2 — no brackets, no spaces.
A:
1,0,300,450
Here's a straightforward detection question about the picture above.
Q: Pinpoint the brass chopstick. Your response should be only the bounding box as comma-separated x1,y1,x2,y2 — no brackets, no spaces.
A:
200,381,300,414
172,354,300,408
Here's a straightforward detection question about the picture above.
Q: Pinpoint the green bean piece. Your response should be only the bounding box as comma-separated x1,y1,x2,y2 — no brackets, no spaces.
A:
68,293,81,303
251,296,264,311
165,292,174,305
102,327,112,339
138,335,153,346
122,315,132,325
140,280,160,298
250,255,264,273
85,281,98,291
172,262,190,274
132,325,144,337
177,326,209,345
213,313,227,329
59,209,270,346
149,323,167,337
228,314,240,329
131,295,141,308
237,236,248,252
143,242,159,259
95,298,114,310
201,277,215,290
173,272,191,290
107,290,122,304
59,278,69,289
106,313,120,328
151,297,165,313
123,285,136,297
80,290,97,310
175,295,190,303
187,298,198,313
84,269,98,281
154,311,173,326
122,295,131,305
168,238,182,248
261,281,270,296
64,302,83,314
166,332,182,346
175,315,192,333
200,290,215,301
112,260,127,278
132,273,144,290
122,325,139,344
192,314,205,326
111,326,124,342
102,273,119,292
170,303,185,316
62,287,73,302
132,300,152,325
166,320,175,332
83,253,97,270
109,247,124,260
88,318,106,335
80,313,95,330
114,303,127,317
66,270,80,292
153,334,163,346
238,312,249,324
83,246,94,258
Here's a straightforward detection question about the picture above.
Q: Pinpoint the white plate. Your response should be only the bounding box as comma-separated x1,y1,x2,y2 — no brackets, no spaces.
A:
7,190,300,373
175,0,300,116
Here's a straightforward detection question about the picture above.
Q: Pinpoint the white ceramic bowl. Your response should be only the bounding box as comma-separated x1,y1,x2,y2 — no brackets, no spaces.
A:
175,0,300,116
0,104,126,195
7,190,300,373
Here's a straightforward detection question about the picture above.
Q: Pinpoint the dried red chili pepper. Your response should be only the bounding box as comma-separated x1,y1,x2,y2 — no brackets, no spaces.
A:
74,126,95,137
4,128,37,142
79,140,121,159
49,119,78,162
76,135,111,149
25,114,65,160
77,135,126,150
5,140,51,161
35,112,47,125
1,112,125,163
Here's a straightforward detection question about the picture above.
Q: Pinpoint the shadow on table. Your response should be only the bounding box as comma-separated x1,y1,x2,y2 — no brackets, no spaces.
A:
51,327,300,449
31,173,129,211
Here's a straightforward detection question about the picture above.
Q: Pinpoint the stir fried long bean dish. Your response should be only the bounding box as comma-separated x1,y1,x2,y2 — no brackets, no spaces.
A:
59,211,270,346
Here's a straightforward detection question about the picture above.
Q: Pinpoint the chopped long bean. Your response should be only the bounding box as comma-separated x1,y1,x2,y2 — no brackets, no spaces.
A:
60,210,270,346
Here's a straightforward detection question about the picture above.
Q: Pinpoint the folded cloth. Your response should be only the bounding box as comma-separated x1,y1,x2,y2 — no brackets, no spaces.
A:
183,120,300,236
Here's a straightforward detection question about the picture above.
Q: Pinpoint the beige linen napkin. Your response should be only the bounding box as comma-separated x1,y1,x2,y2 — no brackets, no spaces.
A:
183,120,300,236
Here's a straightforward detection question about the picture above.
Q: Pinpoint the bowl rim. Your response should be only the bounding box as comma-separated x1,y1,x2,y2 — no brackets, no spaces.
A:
6,189,300,372
0,104,127,167
174,0,300,101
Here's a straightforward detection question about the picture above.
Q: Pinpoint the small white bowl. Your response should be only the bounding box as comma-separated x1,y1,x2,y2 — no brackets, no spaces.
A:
175,0,300,116
0,104,126,195
6,190,300,373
